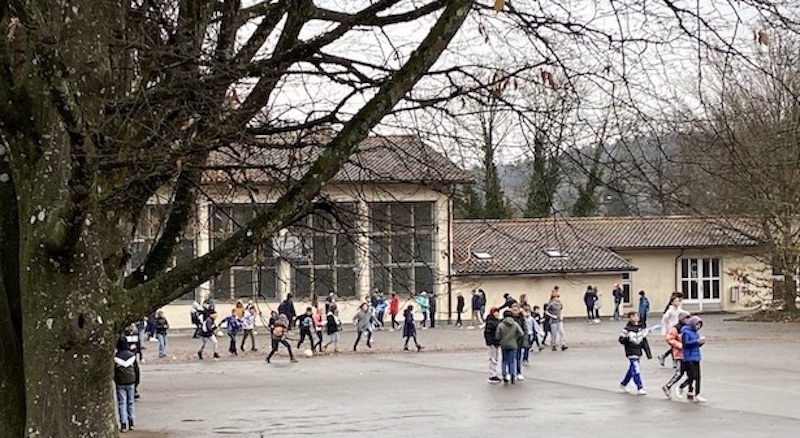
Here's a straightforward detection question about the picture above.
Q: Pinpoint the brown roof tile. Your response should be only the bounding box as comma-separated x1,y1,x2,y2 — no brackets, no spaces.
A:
202,135,470,185
453,216,759,276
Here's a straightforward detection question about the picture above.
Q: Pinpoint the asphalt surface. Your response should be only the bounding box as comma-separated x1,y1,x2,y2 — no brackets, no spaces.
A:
130,314,800,437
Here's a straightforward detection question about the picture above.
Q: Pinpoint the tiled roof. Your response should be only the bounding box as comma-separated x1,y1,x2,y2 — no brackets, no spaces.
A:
202,135,471,185
452,216,759,276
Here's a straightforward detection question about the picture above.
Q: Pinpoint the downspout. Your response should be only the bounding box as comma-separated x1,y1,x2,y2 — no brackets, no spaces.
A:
673,249,685,293
447,195,454,325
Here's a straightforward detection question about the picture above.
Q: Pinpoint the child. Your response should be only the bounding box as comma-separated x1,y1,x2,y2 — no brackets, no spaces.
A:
483,307,501,383
313,307,325,352
416,292,430,329
618,311,652,395
296,307,315,350
496,310,523,384
389,293,400,331
638,291,650,326
197,311,220,360
662,310,691,399
402,305,424,351
531,305,544,351
154,310,169,358
323,304,342,352
268,310,278,330
545,292,568,351
353,302,374,351
266,314,297,363
122,323,142,398
678,315,706,403
241,303,258,352
521,306,535,366
455,292,465,328
220,309,242,355
115,337,138,432
658,293,684,367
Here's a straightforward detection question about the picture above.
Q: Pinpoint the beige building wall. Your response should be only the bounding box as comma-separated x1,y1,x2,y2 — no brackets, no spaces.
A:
452,274,624,319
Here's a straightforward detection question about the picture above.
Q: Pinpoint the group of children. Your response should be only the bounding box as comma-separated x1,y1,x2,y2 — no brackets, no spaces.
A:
616,292,706,402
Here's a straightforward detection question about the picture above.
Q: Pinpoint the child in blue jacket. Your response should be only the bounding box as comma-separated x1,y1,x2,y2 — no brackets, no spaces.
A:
678,315,706,403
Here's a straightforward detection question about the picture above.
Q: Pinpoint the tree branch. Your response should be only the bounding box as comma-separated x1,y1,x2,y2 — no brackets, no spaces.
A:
124,0,476,319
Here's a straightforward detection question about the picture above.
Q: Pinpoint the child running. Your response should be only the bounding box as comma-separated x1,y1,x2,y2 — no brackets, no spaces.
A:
323,304,342,353
313,307,325,353
266,314,297,363
658,293,684,366
197,311,220,360
618,311,652,395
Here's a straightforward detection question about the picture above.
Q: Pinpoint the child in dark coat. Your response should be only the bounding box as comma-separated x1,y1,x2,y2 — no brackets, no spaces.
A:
618,311,652,395
402,305,423,351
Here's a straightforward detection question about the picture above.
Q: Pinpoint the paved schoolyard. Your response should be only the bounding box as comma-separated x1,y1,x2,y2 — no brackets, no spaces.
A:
129,314,800,437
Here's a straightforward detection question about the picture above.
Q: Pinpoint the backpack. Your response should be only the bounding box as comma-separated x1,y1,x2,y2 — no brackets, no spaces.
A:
301,315,312,329
272,325,286,340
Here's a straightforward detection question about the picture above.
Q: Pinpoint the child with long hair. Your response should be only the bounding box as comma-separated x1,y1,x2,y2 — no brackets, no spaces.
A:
402,305,424,351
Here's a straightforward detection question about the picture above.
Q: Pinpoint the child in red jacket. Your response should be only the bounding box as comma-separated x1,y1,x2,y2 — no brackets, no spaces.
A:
389,293,400,331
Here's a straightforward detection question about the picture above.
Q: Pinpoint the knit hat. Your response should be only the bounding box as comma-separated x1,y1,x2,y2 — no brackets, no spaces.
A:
677,311,691,321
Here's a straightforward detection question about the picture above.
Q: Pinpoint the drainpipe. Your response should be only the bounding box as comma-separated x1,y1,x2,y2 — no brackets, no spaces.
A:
673,249,685,293
447,195,453,325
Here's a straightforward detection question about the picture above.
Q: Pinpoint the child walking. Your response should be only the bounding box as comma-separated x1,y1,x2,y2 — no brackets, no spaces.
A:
313,307,325,353
662,310,691,399
678,315,706,403
638,291,650,326
197,311,220,360
521,306,535,366
295,307,315,350
402,305,424,351
618,311,652,395
323,304,342,352
496,310,524,384
240,303,258,352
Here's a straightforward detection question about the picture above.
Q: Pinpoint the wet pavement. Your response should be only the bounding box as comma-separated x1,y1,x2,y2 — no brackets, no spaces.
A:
132,314,800,437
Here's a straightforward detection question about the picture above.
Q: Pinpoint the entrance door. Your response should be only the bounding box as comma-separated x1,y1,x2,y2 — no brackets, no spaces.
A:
680,258,722,311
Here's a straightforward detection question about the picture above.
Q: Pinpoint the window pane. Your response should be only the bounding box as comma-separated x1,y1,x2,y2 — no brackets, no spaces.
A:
702,259,710,279
314,268,334,300
313,236,334,265
392,234,414,263
211,206,232,234
712,280,720,299
259,267,278,300
371,267,390,295
336,236,356,265
391,204,413,232
690,281,698,300
414,266,434,294
681,259,689,278
702,280,711,300
392,267,412,295
233,269,253,298
232,206,254,230
337,203,359,230
212,270,231,300
711,259,720,277
681,280,690,296
370,236,390,264
336,267,357,298
621,272,630,280
370,204,390,232
690,259,698,278
622,284,631,304
415,234,433,263
413,203,433,231
293,267,312,298
313,212,335,231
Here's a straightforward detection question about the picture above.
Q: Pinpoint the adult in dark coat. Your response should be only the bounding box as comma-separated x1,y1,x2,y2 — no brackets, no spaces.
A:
402,305,423,351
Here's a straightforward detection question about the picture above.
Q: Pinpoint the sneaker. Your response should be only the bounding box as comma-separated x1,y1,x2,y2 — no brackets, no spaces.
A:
657,354,666,367
197,351,203,360
687,392,695,401
134,392,140,400
129,420,134,430
694,395,707,403
637,388,647,395
592,319,601,324
517,374,525,381
561,346,569,351
213,353,220,359
266,357,271,363
522,360,530,366
120,424,128,433
403,347,410,351
676,387,684,399
467,326,475,330
389,328,395,332
503,377,510,384
662,385,672,400
619,384,629,393
488,376,502,384
551,346,557,351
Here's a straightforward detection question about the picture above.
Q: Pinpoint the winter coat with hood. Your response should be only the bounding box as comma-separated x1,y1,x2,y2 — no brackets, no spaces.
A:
583,289,597,307
483,313,500,346
665,323,684,360
495,316,524,350
681,316,704,362
512,312,528,348
618,321,652,359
